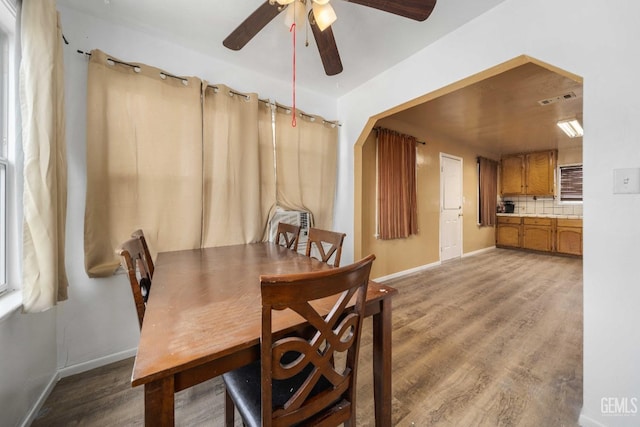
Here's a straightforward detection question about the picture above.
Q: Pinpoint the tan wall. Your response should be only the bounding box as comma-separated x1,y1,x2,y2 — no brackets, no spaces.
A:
558,146,583,165
360,120,497,279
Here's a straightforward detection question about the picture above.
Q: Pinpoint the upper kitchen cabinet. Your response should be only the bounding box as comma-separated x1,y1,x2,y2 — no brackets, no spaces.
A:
501,155,525,194
501,150,557,196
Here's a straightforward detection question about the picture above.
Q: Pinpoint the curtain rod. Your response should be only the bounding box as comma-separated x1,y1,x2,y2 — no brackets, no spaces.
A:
74,48,340,127
258,99,341,128
76,49,189,85
206,84,250,101
374,127,426,145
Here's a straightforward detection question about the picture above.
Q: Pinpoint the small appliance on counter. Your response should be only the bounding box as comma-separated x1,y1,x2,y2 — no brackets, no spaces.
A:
503,201,515,213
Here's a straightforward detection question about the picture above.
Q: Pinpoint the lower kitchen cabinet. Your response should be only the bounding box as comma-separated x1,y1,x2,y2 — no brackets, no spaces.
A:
496,215,582,257
522,217,554,252
556,218,583,256
496,216,522,248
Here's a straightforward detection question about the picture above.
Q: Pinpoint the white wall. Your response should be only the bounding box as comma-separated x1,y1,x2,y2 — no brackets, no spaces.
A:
334,0,640,425
0,310,57,427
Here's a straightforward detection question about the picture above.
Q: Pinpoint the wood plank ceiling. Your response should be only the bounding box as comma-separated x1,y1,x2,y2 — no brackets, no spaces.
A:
386,63,583,156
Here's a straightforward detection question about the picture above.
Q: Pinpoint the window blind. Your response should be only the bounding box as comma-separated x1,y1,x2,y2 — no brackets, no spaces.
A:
560,165,583,201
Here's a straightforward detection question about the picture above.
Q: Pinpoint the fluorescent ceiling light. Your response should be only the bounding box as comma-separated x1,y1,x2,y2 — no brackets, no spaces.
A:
557,119,584,138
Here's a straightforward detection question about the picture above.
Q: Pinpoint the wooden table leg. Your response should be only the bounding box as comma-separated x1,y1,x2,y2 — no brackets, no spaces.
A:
373,297,392,427
144,376,175,427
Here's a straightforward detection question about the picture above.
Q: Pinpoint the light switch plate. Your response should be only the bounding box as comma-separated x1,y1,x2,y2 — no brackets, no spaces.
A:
613,168,640,194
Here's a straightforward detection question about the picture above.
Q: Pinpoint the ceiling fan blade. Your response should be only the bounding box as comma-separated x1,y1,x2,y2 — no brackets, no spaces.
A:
344,0,437,22
309,10,343,76
223,1,284,50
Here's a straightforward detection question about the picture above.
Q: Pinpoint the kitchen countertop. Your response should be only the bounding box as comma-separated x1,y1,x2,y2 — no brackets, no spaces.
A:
497,213,583,219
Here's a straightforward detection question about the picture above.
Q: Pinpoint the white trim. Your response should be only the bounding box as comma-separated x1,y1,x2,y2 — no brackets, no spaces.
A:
462,246,496,258
20,347,138,426
0,288,21,322
578,413,608,427
373,246,497,282
0,0,16,30
58,347,138,379
373,260,442,282
19,371,59,427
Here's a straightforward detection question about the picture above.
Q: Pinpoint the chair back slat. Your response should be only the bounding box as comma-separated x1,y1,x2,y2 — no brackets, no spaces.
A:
275,222,302,251
260,254,375,426
115,236,153,329
305,227,346,268
131,229,154,278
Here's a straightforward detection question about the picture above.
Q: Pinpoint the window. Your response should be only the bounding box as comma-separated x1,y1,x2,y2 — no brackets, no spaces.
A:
559,164,583,202
0,0,17,295
0,161,5,293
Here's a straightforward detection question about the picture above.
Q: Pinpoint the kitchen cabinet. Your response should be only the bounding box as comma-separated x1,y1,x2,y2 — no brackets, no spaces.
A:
501,150,557,196
522,217,554,252
500,155,525,195
496,215,582,257
496,216,522,248
556,218,583,256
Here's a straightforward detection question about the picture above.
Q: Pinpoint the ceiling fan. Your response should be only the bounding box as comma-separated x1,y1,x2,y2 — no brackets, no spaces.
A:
223,0,438,76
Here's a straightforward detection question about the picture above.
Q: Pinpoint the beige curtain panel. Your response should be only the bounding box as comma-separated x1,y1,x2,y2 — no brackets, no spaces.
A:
85,50,202,277
85,52,338,277
478,157,498,227
258,102,278,241
201,85,272,247
20,0,69,312
274,108,338,230
377,128,418,240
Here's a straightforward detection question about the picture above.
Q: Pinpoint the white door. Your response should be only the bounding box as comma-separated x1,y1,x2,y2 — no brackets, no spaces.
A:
440,154,463,261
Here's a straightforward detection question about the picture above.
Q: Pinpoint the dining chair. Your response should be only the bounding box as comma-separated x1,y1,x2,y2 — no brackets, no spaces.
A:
275,222,302,251
115,236,153,329
223,254,375,427
305,227,346,268
131,229,154,278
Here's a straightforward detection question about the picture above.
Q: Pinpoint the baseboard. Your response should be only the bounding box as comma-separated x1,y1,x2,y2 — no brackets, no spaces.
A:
579,412,608,427
373,246,496,283
462,246,496,258
20,371,60,427
58,347,138,379
20,347,138,427
373,260,442,282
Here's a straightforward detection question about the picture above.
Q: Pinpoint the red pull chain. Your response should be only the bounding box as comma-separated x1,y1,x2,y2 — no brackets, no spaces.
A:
290,20,297,127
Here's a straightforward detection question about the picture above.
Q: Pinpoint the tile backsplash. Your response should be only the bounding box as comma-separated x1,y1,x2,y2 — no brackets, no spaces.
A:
500,195,583,217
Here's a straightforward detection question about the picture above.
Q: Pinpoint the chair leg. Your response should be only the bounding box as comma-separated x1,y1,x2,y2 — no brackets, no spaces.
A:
225,389,235,427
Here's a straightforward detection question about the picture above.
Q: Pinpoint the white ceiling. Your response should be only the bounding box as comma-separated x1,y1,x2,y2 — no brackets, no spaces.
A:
57,0,507,97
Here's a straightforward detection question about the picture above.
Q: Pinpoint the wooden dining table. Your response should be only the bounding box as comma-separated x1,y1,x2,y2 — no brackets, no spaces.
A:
131,242,397,426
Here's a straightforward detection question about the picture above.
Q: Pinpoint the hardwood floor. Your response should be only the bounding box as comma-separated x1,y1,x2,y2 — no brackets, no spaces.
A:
32,248,582,426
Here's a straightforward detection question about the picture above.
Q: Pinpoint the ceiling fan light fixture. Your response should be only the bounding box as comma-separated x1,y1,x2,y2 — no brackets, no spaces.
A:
557,118,584,138
275,0,295,5
312,0,330,5
312,2,337,31
284,0,307,29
